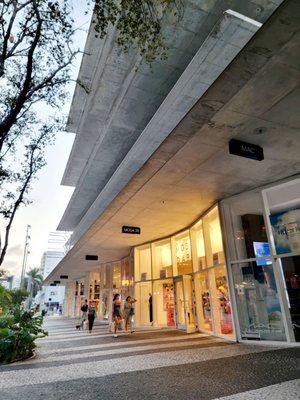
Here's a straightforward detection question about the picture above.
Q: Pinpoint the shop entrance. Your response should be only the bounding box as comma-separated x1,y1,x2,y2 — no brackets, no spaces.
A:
174,275,196,333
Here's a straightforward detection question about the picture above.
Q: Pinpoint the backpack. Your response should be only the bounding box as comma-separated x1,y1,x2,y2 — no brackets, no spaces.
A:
88,309,96,318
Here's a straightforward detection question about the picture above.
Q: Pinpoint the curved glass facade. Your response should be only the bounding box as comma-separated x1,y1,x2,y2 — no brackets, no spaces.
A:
134,205,235,339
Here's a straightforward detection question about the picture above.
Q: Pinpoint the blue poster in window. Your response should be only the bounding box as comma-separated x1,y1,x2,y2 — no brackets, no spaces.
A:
253,242,271,266
270,209,300,254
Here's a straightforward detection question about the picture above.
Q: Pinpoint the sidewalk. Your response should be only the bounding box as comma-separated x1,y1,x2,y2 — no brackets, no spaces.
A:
0,316,299,400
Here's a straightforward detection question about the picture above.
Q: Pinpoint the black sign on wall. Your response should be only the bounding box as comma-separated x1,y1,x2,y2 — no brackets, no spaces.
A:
122,226,141,234
229,139,264,161
60,275,68,279
85,255,98,261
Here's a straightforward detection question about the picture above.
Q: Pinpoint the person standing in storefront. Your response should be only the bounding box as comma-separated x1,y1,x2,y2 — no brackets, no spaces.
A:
149,293,153,325
112,293,122,338
79,299,88,330
87,303,97,333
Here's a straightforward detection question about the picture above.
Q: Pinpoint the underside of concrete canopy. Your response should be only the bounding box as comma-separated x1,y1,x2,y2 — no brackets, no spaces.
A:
45,0,300,283
59,0,283,232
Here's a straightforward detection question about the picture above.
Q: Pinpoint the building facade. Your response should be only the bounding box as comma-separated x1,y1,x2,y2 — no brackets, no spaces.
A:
45,0,300,345
38,251,66,310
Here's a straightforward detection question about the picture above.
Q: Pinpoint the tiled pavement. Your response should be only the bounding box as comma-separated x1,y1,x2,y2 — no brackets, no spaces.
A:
0,317,299,400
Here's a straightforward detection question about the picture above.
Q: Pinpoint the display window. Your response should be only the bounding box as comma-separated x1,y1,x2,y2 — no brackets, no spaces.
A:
100,263,112,289
135,282,152,326
226,191,269,261
280,256,300,341
135,244,152,282
100,289,110,320
153,279,175,327
210,266,234,338
112,261,121,290
194,272,213,332
172,231,192,276
203,206,225,267
232,260,286,341
152,239,173,279
190,219,206,272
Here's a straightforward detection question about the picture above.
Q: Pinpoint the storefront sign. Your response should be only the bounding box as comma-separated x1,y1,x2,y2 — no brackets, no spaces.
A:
229,139,264,161
270,209,300,254
122,226,141,234
85,255,98,261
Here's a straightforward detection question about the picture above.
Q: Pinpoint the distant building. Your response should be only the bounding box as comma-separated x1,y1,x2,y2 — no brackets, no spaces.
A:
37,250,65,311
0,275,13,290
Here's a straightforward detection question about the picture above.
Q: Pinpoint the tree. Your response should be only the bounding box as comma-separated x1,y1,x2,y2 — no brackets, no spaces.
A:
0,269,7,278
0,283,12,313
0,0,181,267
26,267,43,298
7,288,28,305
92,0,182,63
0,0,78,266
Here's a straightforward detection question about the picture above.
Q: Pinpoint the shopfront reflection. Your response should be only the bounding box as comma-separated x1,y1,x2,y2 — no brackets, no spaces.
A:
232,260,286,341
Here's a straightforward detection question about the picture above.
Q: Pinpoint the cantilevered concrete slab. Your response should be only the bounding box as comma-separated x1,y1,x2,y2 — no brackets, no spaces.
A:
68,10,262,245
46,0,300,283
59,0,282,231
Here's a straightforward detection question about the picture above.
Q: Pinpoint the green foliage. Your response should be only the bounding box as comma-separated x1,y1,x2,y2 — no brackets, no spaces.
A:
92,0,183,64
0,284,12,313
7,288,28,306
0,305,47,364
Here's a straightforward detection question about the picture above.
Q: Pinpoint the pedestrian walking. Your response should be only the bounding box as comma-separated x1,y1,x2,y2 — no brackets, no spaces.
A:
88,304,97,333
112,293,122,338
124,296,136,333
77,299,88,330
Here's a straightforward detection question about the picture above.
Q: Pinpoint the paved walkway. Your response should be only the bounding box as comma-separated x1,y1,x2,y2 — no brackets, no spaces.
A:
0,317,299,399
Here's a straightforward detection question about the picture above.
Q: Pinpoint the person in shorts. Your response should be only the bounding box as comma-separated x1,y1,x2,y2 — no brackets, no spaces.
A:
112,294,122,338
124,296,136,333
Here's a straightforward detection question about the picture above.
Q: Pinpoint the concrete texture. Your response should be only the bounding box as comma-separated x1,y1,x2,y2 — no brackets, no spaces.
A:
0,317,299,400
46,0,300,282
59,0,282,230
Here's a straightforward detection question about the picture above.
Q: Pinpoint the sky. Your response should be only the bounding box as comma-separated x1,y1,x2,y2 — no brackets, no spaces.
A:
2,1,91,277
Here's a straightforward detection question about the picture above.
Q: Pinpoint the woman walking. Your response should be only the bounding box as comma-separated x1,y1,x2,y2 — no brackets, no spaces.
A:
112,293,122,338
87,304,97,333
124,296,136,333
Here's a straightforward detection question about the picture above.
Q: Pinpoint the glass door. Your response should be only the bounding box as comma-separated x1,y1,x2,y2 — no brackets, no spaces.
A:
174,275,196,332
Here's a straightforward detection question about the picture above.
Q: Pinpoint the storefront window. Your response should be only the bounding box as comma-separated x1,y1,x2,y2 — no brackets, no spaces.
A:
210,265,234,338
190,219,206,272
120,257,134,299
152,239,173,279
153,279,175,327
172,231,192,276
135,281,152,326
232,260,286,341
279,256,300,341
112,261,121,290
194,272,213,332
135,244,152,282
228,191,269,261
203,207,225,267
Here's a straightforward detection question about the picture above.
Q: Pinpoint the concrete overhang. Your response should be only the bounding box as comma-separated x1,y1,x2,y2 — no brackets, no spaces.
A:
59,0,282,230
45,0,300,284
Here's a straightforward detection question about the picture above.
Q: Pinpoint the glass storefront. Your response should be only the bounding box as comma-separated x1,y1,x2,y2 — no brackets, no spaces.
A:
232,260,285,341
65,178,298,344
221,177,300,343
153,279,175,327
134,205,234,339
